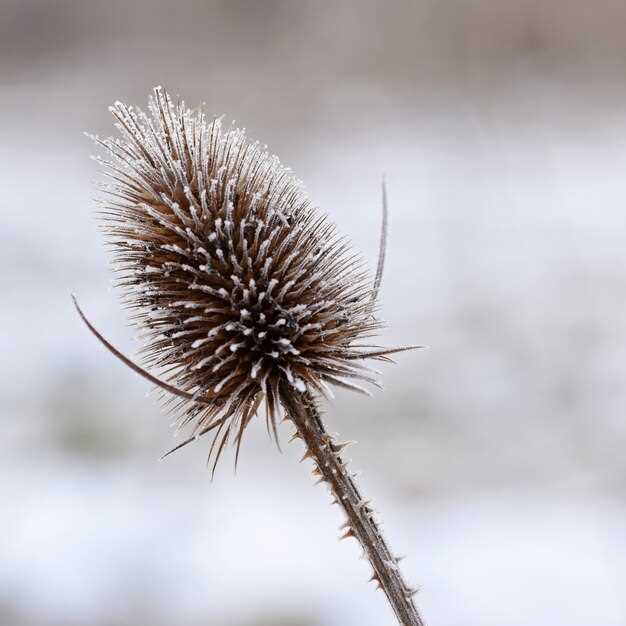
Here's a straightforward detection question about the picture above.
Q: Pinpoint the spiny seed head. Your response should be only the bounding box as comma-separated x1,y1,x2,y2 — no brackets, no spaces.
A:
91,87,400,468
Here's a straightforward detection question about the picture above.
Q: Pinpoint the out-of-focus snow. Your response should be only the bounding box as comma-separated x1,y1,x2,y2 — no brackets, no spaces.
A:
2,1,626,624
2,459,625,626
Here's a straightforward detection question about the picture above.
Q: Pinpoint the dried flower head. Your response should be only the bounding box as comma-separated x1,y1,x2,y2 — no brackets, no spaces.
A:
78,87,426,626
79,87,413,469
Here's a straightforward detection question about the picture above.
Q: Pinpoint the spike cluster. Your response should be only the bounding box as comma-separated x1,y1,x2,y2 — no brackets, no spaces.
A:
90,87,400,468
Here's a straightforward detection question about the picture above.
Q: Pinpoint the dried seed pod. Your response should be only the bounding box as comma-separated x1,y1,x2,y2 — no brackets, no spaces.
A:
84,87,414,470
79,87,426,626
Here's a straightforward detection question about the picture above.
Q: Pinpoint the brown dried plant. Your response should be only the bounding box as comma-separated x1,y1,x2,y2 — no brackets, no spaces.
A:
75,87,426,626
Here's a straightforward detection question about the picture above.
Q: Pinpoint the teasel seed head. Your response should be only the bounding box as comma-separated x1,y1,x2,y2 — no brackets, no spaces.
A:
80,87,417,471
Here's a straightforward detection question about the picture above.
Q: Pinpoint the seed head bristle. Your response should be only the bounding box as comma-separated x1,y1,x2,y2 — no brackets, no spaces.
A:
88,86,411,468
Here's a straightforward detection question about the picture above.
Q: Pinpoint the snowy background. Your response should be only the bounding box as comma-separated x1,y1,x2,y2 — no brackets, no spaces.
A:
2,1,626,624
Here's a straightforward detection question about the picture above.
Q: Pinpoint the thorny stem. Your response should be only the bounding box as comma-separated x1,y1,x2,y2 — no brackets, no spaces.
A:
286,392,426,626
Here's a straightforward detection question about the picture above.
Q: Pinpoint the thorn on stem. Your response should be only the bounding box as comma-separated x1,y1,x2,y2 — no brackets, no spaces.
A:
332,440,356,453
299,449,314,463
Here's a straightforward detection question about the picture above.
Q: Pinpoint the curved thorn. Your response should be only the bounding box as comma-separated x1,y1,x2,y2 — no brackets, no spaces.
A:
371,175,388,303
71,294,213,405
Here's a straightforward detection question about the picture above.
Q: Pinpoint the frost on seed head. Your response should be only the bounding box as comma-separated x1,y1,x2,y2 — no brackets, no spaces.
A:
92,86,400,470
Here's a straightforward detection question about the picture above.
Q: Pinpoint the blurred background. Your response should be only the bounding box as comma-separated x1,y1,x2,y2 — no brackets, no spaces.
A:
2,1,626,624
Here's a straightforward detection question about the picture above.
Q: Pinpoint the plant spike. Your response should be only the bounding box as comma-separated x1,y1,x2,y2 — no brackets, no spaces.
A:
78,87,425,626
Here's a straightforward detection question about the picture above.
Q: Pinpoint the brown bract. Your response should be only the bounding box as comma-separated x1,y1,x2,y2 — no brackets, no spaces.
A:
88,87,411,470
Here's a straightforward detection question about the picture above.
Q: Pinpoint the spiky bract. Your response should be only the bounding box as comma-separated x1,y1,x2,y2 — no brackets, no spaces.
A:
92,87,386,467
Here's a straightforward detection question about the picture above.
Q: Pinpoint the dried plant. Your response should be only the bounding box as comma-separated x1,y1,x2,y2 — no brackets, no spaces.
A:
75,87,426,626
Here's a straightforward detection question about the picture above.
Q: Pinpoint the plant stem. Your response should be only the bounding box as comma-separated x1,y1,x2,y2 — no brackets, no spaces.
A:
286,392,426,626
